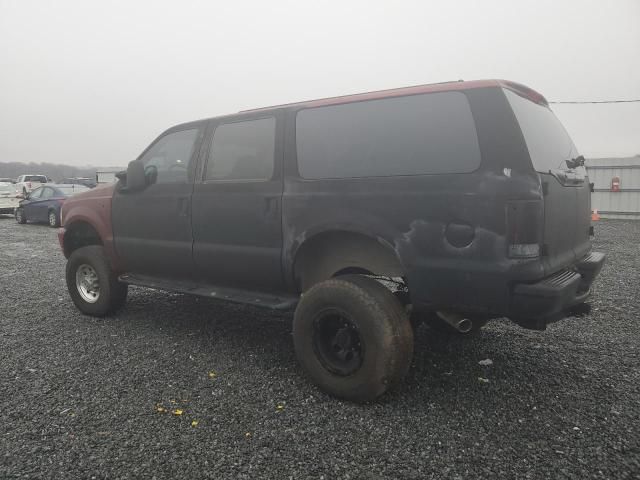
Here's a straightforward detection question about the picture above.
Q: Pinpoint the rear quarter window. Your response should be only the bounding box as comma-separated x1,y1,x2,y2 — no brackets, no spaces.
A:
296,91,481,179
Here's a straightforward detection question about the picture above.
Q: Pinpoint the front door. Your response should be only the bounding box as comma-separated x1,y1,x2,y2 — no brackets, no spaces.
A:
23,187,43,221
112,122,206,278
191,113,284,291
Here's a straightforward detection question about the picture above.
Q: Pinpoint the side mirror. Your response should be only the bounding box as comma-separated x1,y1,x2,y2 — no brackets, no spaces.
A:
120,159,146,192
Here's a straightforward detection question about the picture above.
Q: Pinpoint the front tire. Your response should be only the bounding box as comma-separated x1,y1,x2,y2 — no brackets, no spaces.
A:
66,245,128,316
293,275,414,402
15,208,26,224
48,210,60,228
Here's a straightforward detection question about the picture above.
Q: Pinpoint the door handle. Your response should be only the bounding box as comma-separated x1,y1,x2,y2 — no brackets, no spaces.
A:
178,197,189,217
263,197,278,218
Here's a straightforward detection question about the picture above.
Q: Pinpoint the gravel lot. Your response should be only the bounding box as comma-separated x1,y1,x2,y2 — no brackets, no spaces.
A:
1,216,638,479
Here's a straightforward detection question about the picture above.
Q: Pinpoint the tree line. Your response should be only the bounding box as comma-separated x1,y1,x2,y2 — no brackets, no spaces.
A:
0,162,123,182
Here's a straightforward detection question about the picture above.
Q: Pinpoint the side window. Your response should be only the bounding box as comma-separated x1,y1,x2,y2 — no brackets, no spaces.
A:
140,128,200,184
40,187,54,199
29,188,43,199
205,117,275,181
296,92,481,179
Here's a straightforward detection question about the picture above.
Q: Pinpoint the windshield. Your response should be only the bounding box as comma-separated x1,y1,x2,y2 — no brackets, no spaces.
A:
0,183,14,194
56,185,89,195
25,175,48,183
504,89,578,172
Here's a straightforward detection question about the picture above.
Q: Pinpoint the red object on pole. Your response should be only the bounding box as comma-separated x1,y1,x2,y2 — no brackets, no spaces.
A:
611,176,620,192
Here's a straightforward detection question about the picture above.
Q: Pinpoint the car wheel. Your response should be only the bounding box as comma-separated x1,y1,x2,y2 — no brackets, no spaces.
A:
15,208,26,224
48,210,60,228
293,274,414,402
66,245,128,316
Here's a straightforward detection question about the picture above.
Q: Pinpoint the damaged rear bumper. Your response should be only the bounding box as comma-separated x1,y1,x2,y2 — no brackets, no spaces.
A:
510,251,605,330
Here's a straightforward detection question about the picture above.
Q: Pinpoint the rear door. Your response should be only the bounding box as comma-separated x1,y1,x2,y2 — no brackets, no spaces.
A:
504,89,591,275
191,112,284,291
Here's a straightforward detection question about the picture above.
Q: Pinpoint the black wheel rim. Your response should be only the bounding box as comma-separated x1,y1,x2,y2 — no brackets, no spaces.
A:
312,309,364,376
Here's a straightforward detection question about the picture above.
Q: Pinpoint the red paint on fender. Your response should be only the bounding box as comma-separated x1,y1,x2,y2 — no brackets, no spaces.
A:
59,183,123,270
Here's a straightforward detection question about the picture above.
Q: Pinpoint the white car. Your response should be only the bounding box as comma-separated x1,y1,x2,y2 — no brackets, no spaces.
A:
15,174,50,195
0,182,20,215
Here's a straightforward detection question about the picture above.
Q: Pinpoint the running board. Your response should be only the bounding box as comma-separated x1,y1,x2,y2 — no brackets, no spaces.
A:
119,274,299,310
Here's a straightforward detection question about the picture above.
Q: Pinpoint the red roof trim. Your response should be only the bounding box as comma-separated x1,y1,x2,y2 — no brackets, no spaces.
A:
241,79,546,113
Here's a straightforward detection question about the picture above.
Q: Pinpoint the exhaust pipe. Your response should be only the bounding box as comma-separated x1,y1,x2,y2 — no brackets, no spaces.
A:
436,311,473,333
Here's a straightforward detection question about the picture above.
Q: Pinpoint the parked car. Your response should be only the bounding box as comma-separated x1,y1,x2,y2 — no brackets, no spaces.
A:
60,177,97,188
16,184,89,227
0,182,20,214
59,79,605,402
96,170,124,184
15,174,50,195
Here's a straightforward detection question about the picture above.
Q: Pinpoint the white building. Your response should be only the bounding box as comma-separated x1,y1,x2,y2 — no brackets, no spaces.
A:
587,156,640,219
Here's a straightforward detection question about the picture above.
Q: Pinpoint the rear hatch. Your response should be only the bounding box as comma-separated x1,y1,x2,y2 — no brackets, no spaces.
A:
504,88,591,276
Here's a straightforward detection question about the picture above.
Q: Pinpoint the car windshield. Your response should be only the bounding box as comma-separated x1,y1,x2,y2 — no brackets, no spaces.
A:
25,175,48,183
0,183,13,193
56,185,89,195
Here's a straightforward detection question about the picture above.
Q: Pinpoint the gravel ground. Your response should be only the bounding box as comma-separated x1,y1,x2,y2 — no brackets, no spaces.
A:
0,216,638,479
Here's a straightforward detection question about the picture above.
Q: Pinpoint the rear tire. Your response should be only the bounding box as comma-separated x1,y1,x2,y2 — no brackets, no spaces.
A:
66,245,128,316
15,208,26,224
293,275,414,402
48,210,60,228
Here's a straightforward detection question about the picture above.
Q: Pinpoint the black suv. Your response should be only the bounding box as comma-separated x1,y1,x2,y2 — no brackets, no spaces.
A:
60,79,605,402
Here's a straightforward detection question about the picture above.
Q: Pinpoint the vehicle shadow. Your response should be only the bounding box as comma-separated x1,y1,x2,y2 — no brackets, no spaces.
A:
115,289,579,410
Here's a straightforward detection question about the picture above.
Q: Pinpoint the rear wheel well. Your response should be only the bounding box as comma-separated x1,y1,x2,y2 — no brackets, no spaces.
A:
63,222,103,257
294,231,405,292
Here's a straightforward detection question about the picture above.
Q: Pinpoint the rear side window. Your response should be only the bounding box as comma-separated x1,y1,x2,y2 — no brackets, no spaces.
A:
57,186,89,195
40,187,54,199
504,89,578,172
206,117,275,181
296,92,481,179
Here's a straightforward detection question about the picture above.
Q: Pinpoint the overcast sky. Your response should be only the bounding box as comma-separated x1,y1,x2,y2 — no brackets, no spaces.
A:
1,0,639,167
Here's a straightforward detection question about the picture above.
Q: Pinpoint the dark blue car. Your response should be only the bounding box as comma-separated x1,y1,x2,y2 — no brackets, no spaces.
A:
15,184,89,227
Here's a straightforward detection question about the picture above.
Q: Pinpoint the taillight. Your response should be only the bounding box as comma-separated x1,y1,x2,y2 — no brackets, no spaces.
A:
27,181,32,189
506,201,542,258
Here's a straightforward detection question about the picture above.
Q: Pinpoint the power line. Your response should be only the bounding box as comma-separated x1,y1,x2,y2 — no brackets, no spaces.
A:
549,99,640,104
